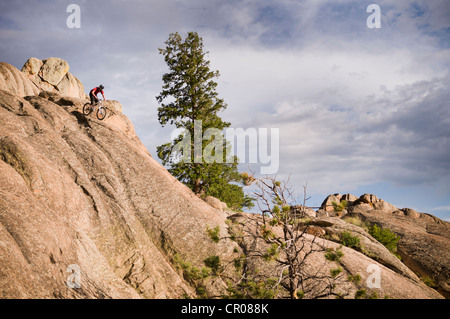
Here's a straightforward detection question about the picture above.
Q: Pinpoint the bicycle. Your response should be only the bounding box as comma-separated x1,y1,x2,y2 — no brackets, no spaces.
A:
83,99,107,120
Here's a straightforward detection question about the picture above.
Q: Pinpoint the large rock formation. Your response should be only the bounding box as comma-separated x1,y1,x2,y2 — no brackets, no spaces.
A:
0,60,237,298
319,193,450,298
0,62,41,97
227,212,443,299
21,57,86,99
0,59,446,299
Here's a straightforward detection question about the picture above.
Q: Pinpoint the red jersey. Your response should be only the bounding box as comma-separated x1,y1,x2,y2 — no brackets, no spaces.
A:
90,87,104,96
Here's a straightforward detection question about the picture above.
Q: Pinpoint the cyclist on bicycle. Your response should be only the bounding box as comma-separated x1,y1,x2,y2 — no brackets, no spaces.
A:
89,85,106,105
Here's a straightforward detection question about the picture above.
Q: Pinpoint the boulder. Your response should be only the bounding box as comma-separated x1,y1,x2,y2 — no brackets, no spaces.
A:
320,194,343,212
55,72,85,99
402,208,421,219
21,57,86,99
348,203,374,213
320,192,450,298
204,196,227,211
342,193,358,203
356,193,379,204
21,57,43,76
299,225,326,237
38,57,70,86
290,205,317,218
314,216,419,281
373,199,397,213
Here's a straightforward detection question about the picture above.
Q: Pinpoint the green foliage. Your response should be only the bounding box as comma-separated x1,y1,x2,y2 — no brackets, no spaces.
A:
233,254,246,271
369,291,379,299
207,181,254,211
263,243,279,261
341,231,360,249
325,248,344,263
332,200,348,213
203,255,221,274
173,254,210,281
368,224,400,255
173,253,213,298
330,267,342,278
421,276,438,288
224,279,276,299
354,288,379,299
347,274,362,284
355,289,366,299
260,225,275,241
156,31,252,210
206,226,220,243
343,216,369,232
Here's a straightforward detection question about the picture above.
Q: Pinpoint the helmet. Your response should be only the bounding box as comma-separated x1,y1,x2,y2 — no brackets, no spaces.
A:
99,85,104,90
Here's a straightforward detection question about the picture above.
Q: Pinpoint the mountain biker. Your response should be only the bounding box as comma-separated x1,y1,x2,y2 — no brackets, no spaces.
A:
89,85,106,105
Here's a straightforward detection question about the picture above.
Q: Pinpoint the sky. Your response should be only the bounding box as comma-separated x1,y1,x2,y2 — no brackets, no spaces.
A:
1,0,449,220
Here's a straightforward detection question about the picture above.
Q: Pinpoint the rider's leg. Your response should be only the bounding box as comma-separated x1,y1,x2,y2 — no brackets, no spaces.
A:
90,92,96,105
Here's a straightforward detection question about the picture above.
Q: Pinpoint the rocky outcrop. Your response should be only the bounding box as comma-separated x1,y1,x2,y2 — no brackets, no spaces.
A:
21,57,86,99
0,60,237,298
227,212,443,299
310,216,418,281
0,58,446,299
1,57,85,99
320,193,450,298
0,62,41,97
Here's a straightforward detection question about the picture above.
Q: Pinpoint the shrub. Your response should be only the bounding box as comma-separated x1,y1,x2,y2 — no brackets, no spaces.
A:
421,276,438,288
224,279,276,299
341,231,360,249
368,224,400,255
347,274,361,284
330,267,342,277
325,248,344,263
203,255,221,274
332,200,348,213
207,226,220,243
355,289,366,299
263,243,279,261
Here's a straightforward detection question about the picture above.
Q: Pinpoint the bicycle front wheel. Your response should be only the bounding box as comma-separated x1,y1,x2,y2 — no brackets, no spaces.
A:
97,107,107,120
83,103,93,115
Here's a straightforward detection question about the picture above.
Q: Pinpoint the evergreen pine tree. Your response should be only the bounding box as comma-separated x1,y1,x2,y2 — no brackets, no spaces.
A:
156,31,252,210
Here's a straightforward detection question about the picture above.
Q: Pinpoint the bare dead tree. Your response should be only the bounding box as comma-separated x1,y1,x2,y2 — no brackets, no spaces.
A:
246,176,349,299
204,173,351,299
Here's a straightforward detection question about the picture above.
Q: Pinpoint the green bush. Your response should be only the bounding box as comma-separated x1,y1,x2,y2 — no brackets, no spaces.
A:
421,276,438,288
325,248,344,263
332,200,348,212
207,226,220,243
263,243,279,261
347,274,361,284
203,255,221,274
330,267,342,277
224,279,276,299
355,289,366,299
341,231,360,249
368,224,400,255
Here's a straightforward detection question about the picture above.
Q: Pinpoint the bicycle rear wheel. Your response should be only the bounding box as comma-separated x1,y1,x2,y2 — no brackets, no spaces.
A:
83,103,93,115
97,107,107,120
